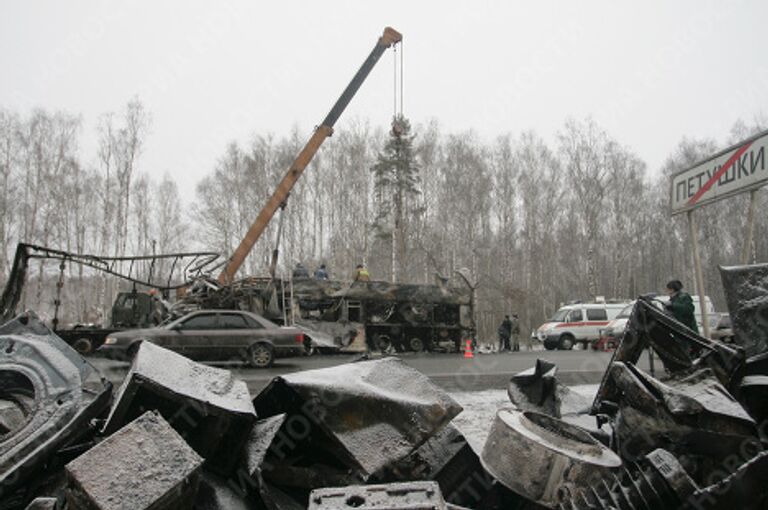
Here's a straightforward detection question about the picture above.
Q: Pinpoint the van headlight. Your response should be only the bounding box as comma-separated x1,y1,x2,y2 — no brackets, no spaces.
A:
103,336,117,345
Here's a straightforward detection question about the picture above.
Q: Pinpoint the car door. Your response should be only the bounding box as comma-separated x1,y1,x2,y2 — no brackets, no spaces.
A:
219,312,258,359
585,307,609,340
175,313,219,360
567,308,584,339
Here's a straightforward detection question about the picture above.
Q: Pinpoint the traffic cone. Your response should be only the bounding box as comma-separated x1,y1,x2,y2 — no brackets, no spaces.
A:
463,339,473,359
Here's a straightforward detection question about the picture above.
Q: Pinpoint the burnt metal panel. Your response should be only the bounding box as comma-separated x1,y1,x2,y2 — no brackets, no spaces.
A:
592,298,744,415
65,411,203,510
0,313,112,500
720,263,768,357
103,342,256,475
308,481,447,510
252,358,462,479
606,362,757,474
372,424,489,508
686,450,768,509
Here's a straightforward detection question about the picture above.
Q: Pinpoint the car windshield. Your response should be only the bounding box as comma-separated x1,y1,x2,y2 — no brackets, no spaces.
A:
616,304,633,319
549,309,570,322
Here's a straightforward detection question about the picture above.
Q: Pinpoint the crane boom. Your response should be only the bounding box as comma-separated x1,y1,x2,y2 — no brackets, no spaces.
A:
218,27,402,284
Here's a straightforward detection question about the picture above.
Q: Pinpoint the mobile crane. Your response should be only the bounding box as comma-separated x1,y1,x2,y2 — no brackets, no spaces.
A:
217,27,402,284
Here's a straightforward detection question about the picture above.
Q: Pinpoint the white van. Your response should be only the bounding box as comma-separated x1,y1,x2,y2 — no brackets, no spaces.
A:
536,302,629,350
594,295,718,350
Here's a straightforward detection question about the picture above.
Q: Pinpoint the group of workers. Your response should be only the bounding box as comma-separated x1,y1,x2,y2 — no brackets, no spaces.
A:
497,313,521,352
292,262,370,282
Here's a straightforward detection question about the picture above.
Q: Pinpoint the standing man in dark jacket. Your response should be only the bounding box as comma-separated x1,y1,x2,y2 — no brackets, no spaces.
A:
498,315,512,352
664,280,699,334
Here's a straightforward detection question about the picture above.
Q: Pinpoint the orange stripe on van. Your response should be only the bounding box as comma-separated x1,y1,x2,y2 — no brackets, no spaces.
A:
555,321,610,328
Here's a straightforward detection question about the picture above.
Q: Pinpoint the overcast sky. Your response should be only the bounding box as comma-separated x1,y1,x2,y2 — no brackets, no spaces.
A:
2,1,766,200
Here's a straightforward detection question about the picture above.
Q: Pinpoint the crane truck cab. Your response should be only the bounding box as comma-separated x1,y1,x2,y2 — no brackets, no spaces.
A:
536,302,629,350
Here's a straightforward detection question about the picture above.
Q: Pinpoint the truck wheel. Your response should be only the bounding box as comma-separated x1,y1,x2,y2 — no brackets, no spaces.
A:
374,334,391,352
559,334,575,351
73,338,93,355
249,343,274,368
409,337,424,352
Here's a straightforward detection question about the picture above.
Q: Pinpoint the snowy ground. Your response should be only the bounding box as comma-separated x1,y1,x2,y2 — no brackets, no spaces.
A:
449,384,599,452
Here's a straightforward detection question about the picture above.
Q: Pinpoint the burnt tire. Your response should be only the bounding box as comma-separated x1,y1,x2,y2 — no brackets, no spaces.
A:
249,343,274,368
374,334,391,352
559,334,575,351
409,337,424,352
72,337,93,355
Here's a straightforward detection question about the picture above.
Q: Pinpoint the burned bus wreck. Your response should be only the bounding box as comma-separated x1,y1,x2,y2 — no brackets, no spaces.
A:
180,277,475,353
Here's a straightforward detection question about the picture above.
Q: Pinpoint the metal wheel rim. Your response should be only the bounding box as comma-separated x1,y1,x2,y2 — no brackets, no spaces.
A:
252,346,272,366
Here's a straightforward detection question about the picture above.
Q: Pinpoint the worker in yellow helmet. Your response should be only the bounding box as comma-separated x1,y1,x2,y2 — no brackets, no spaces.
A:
353,264,370,282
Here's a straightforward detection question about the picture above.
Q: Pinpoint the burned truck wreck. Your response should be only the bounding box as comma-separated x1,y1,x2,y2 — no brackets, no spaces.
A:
179,277,475,353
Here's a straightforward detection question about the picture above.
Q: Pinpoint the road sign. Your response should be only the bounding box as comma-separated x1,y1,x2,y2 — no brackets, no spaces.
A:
670,129,768,214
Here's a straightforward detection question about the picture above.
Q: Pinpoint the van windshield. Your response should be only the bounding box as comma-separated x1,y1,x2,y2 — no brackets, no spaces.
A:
616,304,633,319
549,309,570,322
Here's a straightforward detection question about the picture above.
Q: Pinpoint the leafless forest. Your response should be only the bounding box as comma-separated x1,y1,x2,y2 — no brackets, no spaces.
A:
0,99,765,338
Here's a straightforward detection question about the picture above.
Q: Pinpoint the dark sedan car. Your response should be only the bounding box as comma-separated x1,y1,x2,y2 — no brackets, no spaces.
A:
97,309,305,367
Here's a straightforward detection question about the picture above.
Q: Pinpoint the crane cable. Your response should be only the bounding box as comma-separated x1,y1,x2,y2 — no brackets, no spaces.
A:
392,39,404,134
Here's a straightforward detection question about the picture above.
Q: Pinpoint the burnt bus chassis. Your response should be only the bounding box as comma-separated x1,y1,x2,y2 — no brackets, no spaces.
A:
355,299,467,353
184,278,474,354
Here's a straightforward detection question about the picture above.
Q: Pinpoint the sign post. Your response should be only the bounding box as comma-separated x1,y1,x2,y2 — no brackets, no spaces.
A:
670,129,768,338
740,189,758,264
687,210,710,339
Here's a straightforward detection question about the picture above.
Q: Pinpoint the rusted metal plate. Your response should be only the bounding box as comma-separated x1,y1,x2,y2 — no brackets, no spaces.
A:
103,342,256,475
65,411,203,510
308,481,447,510
0,313,112,500
252,358,462,479
481,409,622,508
721,263,768,357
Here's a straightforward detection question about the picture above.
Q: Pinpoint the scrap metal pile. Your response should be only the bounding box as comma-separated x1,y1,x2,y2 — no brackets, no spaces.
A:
2,263,768,509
